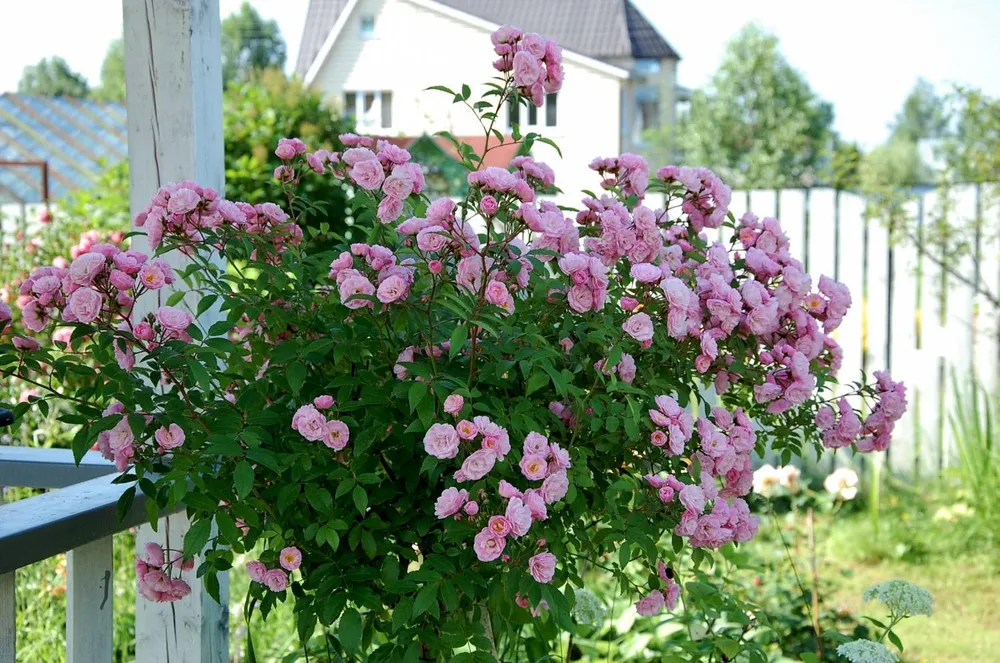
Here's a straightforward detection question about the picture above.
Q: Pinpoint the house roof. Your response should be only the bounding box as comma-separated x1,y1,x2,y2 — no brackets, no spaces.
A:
0,93,127,204
294,0,678,78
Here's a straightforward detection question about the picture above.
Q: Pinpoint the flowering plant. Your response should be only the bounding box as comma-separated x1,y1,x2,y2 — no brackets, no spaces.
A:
0,26,907,662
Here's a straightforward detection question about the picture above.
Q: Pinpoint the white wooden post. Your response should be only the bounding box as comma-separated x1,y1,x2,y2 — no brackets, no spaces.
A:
66,537,114,662
123,0,229,661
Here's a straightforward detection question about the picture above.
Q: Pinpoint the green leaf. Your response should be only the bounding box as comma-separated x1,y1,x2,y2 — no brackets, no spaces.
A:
449,325,468,358
526,371,548,395
287,361,306,393
234,461,254,499
716,638,742,659
413,583,439,617
887,629,904,652
461,84,472,100
408,380,429,413
353,485,369,514
338,608,362,651
183,517,212,559
166,291,186,306
306,485,334,513
800,654,821,663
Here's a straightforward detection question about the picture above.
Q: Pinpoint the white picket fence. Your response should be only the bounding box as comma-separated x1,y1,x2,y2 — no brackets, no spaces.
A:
697,186,998,478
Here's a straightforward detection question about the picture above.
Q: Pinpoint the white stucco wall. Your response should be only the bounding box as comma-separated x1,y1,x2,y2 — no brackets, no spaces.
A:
309,0,624,205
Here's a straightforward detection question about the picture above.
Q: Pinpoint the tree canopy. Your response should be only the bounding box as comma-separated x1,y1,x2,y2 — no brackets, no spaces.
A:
17,57,90,97
94,38,126,103
674,24,835,189
221,2,287,87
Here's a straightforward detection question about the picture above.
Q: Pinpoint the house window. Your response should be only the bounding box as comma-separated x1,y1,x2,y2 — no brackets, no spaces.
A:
344,90,393,130
507,94,558,130
359,15,375,38
545,93,557,126
638,98,660,132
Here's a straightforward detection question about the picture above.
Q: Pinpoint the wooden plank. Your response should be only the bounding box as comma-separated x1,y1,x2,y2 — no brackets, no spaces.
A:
939,185,978,469
0,473,178,574
123,1,229,659
0,572,12,663
135,514,230,663
67,537,114,663
887,197,922,477
0,446,115,489
832,191,866,470
778,189,807,266
916,190,945,475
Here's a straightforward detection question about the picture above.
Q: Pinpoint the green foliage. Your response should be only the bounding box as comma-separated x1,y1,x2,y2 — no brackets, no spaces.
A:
948,377,1000,545
673,24,835,189
222,68,355,242
889,79,946,145
94,38,126,103
17,56,90,97
221,2,287,87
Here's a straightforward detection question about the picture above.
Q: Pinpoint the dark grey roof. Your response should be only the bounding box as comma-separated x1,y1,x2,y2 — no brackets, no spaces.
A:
295,0,678,77
294,0,350,78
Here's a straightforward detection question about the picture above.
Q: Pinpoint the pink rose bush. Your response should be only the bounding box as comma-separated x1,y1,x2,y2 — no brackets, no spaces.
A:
0,25,905,663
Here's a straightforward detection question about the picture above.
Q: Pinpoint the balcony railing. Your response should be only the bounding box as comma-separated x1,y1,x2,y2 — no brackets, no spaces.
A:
0,445,214,662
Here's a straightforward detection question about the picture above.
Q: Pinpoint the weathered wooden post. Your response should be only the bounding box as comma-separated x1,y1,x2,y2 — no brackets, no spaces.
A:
123,1,229,660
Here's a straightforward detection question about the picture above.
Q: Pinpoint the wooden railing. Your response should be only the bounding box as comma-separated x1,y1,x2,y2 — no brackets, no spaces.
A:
0,445,213,662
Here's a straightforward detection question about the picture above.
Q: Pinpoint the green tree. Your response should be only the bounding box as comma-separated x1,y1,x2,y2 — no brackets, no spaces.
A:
94,38,126,103
890,78,946,144
17,57,90,97
221,2,287,87
673,24,834,189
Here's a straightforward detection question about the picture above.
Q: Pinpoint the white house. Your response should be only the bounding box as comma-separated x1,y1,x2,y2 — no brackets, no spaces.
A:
295,0,682,202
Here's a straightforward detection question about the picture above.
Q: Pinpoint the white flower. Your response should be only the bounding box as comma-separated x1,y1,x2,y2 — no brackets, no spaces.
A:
824,467,859,500
776,465,801,493
570,588,607,626
752,464,781,497
863,579,934,618
837,639,898,663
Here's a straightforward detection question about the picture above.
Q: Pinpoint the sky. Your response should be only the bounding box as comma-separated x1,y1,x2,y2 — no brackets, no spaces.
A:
2,0,999,149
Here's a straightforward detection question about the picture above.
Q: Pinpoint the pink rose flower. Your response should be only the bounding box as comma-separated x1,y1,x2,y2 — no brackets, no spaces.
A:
13,336,40,351
513,51,541,87
264,568,288,592
313,395,335,410
523,489,548,520
622,312,654,342
376,274,409,303
523,431,549,456
540,470,569,504
428,260,443,275
488,515,511,537
279,546,302,571
69,252,106,285
463,501,479,515
473,528,506,562
455,419,478,439
156,306,193,332
350,160,386,190
167,188,201,215
324,420,350,450
505,496,532,537
107,416,134,451
519,453,548,481
144,542,165,567
528,552,556,583
292,404,327,442
70,287,103,323
246,561,267,583
376,195,404,223
134,321,154,341
339,273,376,309
458,449,497,481
138,263,165,290
154,423,185,450
423,423,460,459
635,590,665,616
434,487,469,519
443,394,464,416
